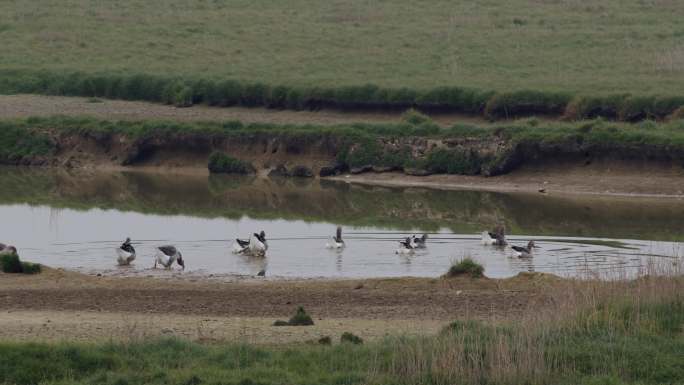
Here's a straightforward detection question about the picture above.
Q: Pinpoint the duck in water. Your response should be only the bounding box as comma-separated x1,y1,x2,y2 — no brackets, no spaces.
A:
153,245,185,270
411,234,428,249
116,237,136,266
481,224,507,246
0,243,17,255
248,231,268,257
325,226,345,249
396,237,415,255
511,241,539,258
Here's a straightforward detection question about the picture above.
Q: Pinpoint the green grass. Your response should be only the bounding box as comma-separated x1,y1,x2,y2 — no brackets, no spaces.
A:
207,152,254,174
0,253,41,274
446,258,485,278
1,2,684,119
1,277,682,385
0,0,682,94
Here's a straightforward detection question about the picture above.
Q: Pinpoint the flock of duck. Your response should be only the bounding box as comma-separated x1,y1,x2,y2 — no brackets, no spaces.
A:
111,224,539,271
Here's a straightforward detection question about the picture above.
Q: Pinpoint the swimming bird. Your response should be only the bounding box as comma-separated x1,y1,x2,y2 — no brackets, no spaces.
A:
511,241,539,258
243,231,267,257
412,234,428,249
232,237,251,254
395,237,415,255
0,243,17,255
153,245,185,270
325,226,345,249
116,237,136,266
481,224,507,246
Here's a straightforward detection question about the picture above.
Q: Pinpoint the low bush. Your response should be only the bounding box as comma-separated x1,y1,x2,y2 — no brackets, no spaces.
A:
1,253,41,274
288,307,314,326
0,253,22,273
207,152,254,174
446,257,485,278
340,332,363,344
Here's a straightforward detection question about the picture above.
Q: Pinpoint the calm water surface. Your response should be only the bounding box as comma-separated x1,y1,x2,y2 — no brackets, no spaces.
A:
0,168,682,279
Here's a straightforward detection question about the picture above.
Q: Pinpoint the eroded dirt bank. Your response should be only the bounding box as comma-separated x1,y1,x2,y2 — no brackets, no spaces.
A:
0,268,550,343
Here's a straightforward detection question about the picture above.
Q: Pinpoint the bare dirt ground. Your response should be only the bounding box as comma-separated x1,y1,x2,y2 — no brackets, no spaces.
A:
0,94,489,127
0,267,551,343
332,160,684,199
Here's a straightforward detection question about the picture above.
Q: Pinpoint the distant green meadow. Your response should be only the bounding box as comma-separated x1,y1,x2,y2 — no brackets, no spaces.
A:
1,1,684,119
1,0,683,93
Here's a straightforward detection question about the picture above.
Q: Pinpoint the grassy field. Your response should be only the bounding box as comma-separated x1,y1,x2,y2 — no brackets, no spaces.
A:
0,0,683,94
1,273,682,385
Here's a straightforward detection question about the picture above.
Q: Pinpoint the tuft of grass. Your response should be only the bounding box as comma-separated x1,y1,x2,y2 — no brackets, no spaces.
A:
340,332,363,345
446,257,485,278
317,336,332,345
207,152,254,175
288,307,314,326
1,253,41,274
0,253,22,273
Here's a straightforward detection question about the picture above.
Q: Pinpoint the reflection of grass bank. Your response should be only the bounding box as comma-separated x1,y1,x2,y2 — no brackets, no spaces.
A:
1,274,682,385
1,167,684,241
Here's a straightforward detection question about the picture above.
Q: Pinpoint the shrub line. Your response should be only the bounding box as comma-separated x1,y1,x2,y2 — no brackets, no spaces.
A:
2,70,683,122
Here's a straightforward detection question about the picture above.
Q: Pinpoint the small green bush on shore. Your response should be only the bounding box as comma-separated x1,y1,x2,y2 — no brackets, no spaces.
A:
446,258,485,278
288,307,314,326
340,332,363,345
207,152,253,175
1,253,41,274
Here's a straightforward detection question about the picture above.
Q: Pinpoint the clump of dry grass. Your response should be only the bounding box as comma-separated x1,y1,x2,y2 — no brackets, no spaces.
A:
381,261,684,385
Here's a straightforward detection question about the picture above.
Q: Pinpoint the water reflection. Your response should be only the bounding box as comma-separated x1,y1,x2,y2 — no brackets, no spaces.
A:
0,167,682,278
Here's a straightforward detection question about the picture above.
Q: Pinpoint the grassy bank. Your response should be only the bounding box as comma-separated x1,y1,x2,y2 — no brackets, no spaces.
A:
2,115,684,174
1,0,682,94
1,274,682,385
2,70,684,121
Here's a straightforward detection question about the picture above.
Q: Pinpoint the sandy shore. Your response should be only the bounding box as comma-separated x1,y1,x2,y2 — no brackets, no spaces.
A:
330,162,684,199
0,267,551,343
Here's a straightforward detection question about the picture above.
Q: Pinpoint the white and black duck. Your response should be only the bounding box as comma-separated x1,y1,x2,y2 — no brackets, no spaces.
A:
154,245,185,270
0,243,17,255
511,241,539,258
481,225,507,246
116,237,136,266
395,237,415,255
325,226,345,249
411,234,428,249
233,231,268,257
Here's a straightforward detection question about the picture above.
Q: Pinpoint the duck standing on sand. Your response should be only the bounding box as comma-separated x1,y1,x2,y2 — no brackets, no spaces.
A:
325,226,345,249
154,245,185,270
0,243,17,255
396,237,415,255
412,234,428,249
511,241,539,258
481,224,507,246
116,237,136,266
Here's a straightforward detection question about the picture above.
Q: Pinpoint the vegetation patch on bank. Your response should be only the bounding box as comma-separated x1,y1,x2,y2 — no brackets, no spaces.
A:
445,258,485,278
1,253,41,274
2,116,684,177
2,70,684,122
207,152,254,174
